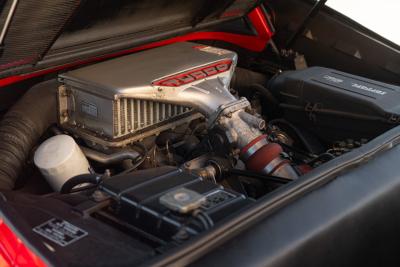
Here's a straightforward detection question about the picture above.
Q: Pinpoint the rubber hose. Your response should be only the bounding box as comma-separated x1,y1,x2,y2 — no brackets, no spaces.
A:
230,68,279,111
80,146,141,165
60,173,101,194
0,80,57,190
247,83,280,110
231,67,269,89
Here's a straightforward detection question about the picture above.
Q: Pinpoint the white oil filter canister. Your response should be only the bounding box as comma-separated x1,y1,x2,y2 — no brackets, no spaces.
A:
34,135,90,192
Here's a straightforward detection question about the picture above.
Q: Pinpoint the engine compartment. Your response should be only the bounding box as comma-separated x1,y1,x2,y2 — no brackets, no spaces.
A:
2,41,400,265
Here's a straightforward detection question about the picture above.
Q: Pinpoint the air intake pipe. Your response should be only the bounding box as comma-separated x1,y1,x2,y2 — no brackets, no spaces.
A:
0,80,57,190
146,46,298,179
217,108,298,180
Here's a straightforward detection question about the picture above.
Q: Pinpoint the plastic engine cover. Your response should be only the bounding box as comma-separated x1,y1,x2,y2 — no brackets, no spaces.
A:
269,66,400,140
100,167,253,242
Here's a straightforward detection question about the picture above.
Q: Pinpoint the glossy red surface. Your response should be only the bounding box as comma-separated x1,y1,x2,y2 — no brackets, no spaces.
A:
0,219,47,267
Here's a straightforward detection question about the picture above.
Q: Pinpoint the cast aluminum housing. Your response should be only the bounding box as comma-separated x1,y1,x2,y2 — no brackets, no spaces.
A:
58,42,237,146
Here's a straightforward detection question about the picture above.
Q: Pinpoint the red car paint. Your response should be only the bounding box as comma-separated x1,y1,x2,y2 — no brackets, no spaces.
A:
0,7,272,88
0,219,47,267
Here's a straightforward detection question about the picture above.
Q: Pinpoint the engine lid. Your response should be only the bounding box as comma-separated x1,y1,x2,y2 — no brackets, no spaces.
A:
0,0,262,79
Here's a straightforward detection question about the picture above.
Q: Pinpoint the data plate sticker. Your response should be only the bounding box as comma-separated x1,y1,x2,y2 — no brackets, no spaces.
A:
194,45,231,55
33,218,88,247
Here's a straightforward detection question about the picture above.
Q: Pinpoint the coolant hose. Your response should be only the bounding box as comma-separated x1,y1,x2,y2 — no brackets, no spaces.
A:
231,67,269,89
239,135,299,180
0,80,57,190
80,146,141,165
231,68,279,113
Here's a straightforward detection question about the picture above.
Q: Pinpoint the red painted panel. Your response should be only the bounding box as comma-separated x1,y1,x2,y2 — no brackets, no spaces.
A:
0,219,47,267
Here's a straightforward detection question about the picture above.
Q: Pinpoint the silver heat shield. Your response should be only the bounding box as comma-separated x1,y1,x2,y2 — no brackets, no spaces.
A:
58,42,263,149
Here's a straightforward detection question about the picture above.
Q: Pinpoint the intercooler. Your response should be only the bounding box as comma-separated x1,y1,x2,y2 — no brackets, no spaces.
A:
57,84,200,147
57,42,236,147
112,98,192,138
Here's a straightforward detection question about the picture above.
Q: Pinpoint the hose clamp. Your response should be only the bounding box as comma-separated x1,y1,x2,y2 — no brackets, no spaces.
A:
241,137,268,161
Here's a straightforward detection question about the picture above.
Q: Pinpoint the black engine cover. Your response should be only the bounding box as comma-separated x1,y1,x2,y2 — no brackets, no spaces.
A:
269,67,400,141
100,167,252,242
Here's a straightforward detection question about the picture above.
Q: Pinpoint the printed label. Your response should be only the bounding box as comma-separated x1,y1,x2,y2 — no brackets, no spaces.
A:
33,218,88,247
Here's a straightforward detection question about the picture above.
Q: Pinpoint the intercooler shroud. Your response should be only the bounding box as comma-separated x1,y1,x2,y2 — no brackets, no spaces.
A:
57,42,237,147
58,84,199,147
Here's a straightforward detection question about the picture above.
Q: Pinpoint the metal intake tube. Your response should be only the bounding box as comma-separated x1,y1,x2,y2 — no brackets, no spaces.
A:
154,47,299,180
239,134,299,179
218,110,298,180
173,68,298,179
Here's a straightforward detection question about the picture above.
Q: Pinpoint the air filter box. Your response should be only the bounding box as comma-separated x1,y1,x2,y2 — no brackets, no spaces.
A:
269,67,400,141
100,167,252,242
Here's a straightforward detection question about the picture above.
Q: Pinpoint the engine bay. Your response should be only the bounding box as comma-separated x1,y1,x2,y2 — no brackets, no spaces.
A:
2,41,400,265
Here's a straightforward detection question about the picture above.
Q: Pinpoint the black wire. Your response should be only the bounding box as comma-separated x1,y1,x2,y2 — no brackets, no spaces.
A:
193,209,214,231
195,213,209,231
119,142,148,174
277,141,317,159
268,119,317,154
198,210,214,228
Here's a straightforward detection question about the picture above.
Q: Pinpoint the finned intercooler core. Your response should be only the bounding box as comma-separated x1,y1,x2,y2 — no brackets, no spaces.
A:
112,98,192,138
